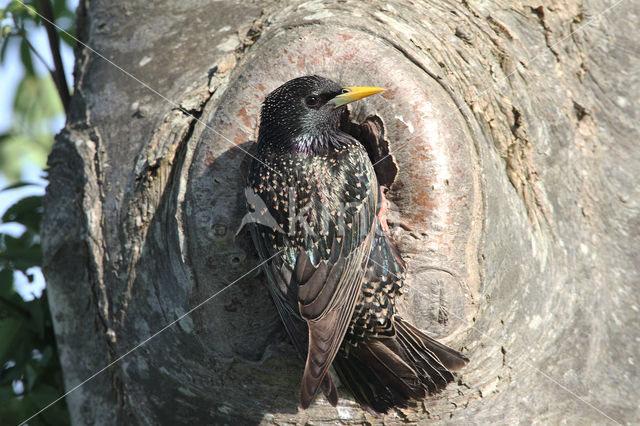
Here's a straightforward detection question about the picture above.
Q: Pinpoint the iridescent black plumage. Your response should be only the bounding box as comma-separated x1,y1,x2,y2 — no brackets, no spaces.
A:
246,75,468,413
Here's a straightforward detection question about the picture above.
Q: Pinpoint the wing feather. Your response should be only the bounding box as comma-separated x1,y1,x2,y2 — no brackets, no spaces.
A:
248,140,378,407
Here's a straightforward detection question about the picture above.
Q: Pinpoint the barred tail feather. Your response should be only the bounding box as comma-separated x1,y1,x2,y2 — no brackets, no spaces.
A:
333,315,468,413
395,316,469,372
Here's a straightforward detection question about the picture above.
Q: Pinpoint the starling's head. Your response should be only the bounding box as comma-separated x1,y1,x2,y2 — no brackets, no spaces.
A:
258,75,384,153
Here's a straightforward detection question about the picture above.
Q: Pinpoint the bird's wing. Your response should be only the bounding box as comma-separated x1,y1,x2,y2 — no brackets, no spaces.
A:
248,187,360,407
248,218,309,357
293,150,378,408
247,145,378,407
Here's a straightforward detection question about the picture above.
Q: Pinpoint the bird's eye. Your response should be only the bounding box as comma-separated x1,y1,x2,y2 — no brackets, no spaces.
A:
341,88,349,94
305,95,320,108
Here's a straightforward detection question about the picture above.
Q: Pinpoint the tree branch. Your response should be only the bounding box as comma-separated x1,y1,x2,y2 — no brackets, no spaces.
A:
37,0,70,113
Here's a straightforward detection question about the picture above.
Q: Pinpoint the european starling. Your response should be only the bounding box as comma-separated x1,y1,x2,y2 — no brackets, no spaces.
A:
246,75,468,413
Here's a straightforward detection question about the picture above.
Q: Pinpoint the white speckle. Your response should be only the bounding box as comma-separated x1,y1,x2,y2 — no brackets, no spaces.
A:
217,25,231,33
138,56,152,67
629,357,635,366
337,405,353,419
579,243,589,255
177,387,197,397
632,305,639,312
395,115,414,133
529,315,542,329
218,405,232,414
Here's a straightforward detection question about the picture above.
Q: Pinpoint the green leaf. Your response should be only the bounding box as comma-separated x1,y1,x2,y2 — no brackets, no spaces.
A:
1,25,12,37
53,0,67,18
39,346,53,366
0,134,34,181
24,5,37,19
0,364,22,387
6,1,24,14
0,181,37,191
40,399,71,426
0,389,67,426
19,36,34,75
0,384,15,400
0,269,13,297
0,233,42,271
23,382,70,425
0,315,27,366
0,396,28,425
14,74,64,122
0,35,11,62
24,362,37,391
0,74,62,180
53,0,77,48
0,133,53,180
2,196,42,233
59,29,76,47
25,296,45,338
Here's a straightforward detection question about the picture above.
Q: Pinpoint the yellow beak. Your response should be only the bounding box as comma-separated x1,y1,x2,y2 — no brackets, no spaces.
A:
329,86,386,108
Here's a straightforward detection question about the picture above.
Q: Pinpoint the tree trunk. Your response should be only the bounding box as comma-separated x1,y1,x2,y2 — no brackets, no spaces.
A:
42,0,639,424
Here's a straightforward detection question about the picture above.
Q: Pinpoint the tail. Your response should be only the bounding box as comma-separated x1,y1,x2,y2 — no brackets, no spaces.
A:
333,315,469,413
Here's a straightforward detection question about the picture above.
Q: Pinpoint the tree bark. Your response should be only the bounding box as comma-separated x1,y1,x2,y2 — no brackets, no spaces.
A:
42,0,639,424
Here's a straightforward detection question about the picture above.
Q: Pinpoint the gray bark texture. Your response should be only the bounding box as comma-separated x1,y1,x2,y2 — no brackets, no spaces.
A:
42,0,639,424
